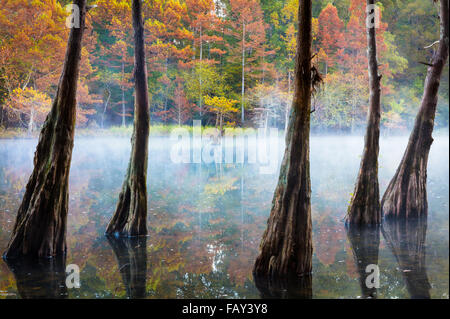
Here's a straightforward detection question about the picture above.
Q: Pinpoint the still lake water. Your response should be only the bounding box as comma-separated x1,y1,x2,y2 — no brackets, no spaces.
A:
0,134,448,299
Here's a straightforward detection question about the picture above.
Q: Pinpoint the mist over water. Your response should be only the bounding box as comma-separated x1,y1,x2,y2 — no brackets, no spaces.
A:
0,133,448,298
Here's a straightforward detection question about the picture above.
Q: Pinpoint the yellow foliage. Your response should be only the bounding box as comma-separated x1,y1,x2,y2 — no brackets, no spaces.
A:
6,87,51,115
203,95,238,115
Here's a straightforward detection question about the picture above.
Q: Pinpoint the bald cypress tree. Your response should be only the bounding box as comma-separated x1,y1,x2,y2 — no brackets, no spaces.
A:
106,0,150,236
253,0,313,279
346,0,382,225
381,0,449,219
3,0,87,259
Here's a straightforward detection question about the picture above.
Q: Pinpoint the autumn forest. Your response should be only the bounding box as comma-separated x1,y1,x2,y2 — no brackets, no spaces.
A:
0,0,448,133
0,0,448,301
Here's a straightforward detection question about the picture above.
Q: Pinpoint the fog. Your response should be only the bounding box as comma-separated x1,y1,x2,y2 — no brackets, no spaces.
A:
2,132,448,197
0,133,448,298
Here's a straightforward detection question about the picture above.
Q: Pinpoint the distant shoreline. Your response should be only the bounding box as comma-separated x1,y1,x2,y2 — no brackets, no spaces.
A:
0,125,448,139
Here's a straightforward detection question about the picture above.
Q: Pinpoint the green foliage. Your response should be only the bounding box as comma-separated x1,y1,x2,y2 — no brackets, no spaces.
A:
184,62,226,102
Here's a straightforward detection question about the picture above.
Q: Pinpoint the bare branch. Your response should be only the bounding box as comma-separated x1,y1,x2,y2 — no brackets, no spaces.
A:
424,40,440,49
418,61,434,67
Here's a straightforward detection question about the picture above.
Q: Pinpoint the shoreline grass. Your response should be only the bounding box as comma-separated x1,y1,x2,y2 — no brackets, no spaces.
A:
0,124,260,139
1,125,448,139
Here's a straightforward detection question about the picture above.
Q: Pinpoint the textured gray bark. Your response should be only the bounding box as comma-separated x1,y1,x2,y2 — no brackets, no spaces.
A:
381,0,449,219
3,0,87,259
106,0,150,236
346,0,381,225
253,0,313,279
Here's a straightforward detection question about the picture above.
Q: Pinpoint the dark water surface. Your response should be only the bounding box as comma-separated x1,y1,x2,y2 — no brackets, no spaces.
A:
0,135,448,298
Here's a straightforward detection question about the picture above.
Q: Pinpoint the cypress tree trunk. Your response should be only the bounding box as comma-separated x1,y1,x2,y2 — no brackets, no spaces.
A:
346,0,382,225
107,236,147,298
3,0,87,259
381,0,449,219
346,225,380,298
106,0,150,237
253,0,313,279
382,218,430,298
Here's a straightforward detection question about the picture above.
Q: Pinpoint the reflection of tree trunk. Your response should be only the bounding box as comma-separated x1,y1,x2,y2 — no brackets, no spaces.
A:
253,274,312,299
106,0,150,237
381,0,449,219
5,256,68,299
382,217,430,299
346,224,380,298
346,0,381,225
3,0,87,258
107,236,147,299
240,169,244,251
253,0,313,279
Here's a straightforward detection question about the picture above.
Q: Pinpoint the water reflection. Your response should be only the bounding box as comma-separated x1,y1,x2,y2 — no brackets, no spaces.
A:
0,136,447,298
345,224,380,298
382,217,430,299
106,236,148,299
4,256,68,299
253,274,312,299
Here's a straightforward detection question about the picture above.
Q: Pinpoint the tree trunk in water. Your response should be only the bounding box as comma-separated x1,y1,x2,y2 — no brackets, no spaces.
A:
381,0,449,219
106,0,150,237
3,0,87,259
346,0,382,225
253,0,313,280
346,224,380,298
107,236,147,298
382,217,430,298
